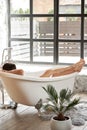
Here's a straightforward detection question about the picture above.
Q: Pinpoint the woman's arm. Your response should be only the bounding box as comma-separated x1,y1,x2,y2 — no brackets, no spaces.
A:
3,69,24,75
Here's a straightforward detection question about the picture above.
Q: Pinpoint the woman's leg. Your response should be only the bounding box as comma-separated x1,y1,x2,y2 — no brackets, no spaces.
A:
40,59,85,77
40,69,53,77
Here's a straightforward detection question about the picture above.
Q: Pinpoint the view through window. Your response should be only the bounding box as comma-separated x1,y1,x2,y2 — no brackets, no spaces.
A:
8,0,87,64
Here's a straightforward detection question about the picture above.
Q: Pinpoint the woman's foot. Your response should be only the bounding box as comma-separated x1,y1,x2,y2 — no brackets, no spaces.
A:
74,59,85,72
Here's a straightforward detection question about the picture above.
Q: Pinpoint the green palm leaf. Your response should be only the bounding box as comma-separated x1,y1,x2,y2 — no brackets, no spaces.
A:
43,84,58,104
37,84,80,121
59,89,72,103
64,98,80,112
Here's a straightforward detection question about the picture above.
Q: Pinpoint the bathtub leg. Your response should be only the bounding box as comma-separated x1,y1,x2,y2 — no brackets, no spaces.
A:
0,97,18,109
10,101,18,109
0,82,18,109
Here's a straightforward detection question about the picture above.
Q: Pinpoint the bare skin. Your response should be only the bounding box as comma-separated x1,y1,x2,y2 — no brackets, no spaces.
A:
1,59,85,77
2,69,24,75
40,59,85,77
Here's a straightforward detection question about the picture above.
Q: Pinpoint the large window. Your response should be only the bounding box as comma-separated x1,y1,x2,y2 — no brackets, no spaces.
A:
8,0,87,64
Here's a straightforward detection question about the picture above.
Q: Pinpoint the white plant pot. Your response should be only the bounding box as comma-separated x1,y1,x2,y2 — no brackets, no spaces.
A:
50,116,72,130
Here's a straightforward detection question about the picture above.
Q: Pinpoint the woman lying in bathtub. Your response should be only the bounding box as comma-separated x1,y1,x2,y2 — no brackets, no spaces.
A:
2,59,85,77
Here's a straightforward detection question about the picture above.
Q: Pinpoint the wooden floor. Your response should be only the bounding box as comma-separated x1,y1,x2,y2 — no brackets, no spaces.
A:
0,92,87,130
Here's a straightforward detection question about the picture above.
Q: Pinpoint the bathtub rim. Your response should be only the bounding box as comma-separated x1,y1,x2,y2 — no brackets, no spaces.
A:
0,71,78,82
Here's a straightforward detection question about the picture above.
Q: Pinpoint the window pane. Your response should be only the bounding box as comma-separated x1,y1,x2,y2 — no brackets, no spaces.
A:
11,17,30,38
33,42,53,62
33,0,53,14
59,42,80,63
10,0,30,14
59,17,81,40
11,41,30,62
84,43,87,64
33,17,54,39
85,0,87,14
59,0,81,14
84,18,87,40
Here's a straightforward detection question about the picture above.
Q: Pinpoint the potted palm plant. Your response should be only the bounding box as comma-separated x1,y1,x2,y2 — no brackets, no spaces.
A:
35,84,80,130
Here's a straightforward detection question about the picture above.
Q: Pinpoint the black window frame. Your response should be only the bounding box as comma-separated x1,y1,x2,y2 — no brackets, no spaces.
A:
7,0,87,65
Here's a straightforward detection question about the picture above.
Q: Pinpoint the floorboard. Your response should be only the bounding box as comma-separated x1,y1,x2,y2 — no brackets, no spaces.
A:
0,91,87,130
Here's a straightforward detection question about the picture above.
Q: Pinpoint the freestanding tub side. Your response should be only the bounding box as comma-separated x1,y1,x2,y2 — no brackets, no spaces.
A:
0,71,78,106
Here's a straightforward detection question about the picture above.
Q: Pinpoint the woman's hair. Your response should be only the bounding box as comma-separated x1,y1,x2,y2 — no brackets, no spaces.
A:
2,63,16,71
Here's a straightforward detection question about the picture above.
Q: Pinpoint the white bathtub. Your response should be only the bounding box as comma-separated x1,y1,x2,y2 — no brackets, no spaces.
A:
0,71,78,106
